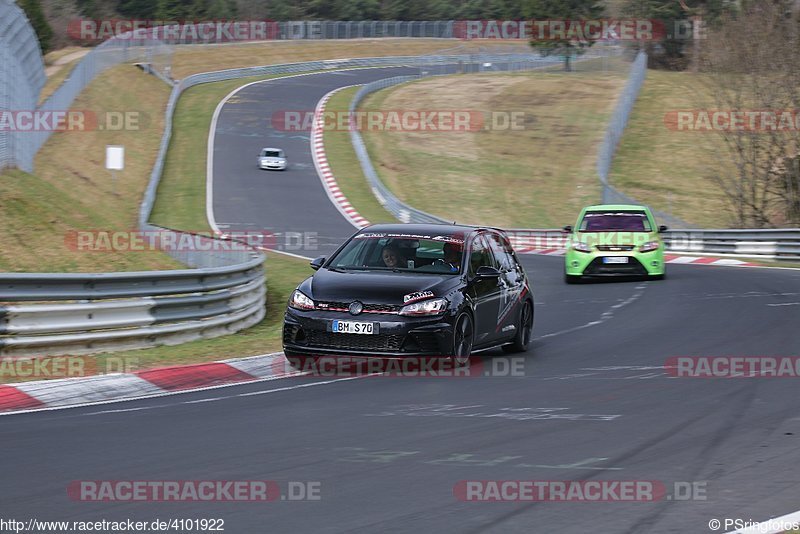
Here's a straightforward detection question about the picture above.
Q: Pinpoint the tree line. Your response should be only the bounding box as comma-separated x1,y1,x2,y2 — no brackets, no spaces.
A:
24,0,733,57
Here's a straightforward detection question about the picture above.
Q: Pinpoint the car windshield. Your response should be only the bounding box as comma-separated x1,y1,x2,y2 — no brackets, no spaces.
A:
328,233,465,274
580,211,651,232
262,150,282,158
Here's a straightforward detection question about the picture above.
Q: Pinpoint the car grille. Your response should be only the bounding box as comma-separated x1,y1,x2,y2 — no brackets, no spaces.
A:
316,301,401,314
304,330,405,352
584,257,647,276
596,245,636,251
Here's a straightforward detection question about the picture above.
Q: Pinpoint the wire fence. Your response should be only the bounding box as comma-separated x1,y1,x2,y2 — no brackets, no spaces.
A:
0,0,46,172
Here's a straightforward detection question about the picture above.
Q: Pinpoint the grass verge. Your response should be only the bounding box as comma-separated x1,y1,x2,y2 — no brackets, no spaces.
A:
357,67,627,228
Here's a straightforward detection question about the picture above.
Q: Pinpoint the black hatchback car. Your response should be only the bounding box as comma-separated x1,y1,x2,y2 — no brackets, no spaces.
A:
283,224,534,367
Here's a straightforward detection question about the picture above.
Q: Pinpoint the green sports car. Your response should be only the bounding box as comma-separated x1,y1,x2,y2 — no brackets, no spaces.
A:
563,204,667,283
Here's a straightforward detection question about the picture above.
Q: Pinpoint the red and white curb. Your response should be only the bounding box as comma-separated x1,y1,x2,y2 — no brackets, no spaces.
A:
0,353,300,415
661,254,757,267
513,248,757,267
311,87,370,229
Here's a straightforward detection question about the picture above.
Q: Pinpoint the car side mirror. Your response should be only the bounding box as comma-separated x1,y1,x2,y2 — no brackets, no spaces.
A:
658,225,668,233
475,265,501,279
310,256,326,271
563,225,573,233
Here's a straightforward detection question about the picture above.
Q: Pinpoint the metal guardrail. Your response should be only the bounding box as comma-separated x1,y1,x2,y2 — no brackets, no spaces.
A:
0,0,46,172
662,229,800,260
0,246,266,356
503,229,800,261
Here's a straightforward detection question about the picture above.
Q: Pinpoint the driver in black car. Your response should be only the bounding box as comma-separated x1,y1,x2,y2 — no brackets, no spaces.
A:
434,242,462,273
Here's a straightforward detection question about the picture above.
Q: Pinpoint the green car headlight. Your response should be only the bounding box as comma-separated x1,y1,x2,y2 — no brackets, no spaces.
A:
571,241,592,253
639,241,660,253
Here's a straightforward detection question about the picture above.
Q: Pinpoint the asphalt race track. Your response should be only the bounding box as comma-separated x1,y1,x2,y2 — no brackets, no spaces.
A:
3,66,800,534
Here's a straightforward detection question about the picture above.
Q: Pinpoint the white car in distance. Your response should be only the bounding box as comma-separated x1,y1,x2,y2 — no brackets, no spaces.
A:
258,148,287,171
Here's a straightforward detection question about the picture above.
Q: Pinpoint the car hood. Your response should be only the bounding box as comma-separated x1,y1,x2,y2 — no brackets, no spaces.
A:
301,268,460,305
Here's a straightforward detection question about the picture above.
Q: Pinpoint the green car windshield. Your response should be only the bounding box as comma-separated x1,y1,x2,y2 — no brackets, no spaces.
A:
580,211,652,232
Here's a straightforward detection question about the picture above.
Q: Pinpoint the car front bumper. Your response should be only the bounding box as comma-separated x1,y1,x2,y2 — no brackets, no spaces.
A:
259,161,286,170
283,308,455,358
565,248,665,276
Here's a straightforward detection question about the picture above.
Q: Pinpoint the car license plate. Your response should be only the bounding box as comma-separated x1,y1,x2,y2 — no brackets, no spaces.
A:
331,320,377,334
603,257,629,264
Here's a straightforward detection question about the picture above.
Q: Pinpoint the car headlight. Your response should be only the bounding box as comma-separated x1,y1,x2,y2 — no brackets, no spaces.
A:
571,241,592,253
289,290,315,310
640,241,660,253
399,297,448,316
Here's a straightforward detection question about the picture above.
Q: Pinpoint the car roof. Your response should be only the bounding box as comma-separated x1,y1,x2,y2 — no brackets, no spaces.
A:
360,223,502,236
583,204,648,212
261,147,283,152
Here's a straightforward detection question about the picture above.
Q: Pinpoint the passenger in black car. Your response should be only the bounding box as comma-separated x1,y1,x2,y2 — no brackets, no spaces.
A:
381,245,401,268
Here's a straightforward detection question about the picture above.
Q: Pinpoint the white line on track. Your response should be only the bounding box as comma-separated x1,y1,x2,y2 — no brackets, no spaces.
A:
535,284,647,341
75,374,374,417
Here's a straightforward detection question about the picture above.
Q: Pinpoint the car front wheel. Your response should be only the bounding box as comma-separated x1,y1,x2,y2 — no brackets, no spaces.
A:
450,313,474,367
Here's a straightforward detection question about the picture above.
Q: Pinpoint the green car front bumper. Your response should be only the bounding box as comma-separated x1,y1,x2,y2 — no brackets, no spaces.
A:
564,245,666,277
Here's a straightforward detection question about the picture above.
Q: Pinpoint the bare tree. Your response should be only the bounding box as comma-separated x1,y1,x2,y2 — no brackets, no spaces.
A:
700,0,800,227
